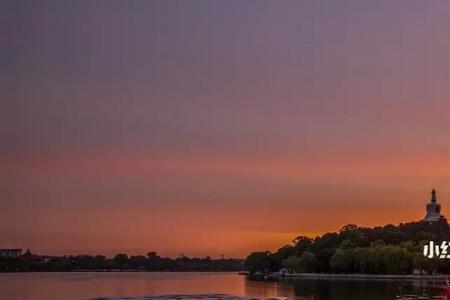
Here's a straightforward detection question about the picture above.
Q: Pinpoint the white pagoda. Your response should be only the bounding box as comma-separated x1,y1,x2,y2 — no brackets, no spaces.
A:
423,189,442,222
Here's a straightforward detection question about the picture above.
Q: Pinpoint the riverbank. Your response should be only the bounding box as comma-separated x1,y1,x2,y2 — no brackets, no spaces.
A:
273,272,449,280
0,269,245,273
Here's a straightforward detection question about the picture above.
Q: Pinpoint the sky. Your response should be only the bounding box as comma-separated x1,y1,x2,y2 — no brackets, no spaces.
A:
2,1,450,258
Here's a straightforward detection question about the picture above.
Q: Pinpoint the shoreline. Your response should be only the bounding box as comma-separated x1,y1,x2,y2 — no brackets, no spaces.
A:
0,270,243,274
273,272,449,281
1,270,448,281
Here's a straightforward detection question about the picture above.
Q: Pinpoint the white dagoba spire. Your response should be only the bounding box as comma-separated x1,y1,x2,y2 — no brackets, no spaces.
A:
423,188,442,222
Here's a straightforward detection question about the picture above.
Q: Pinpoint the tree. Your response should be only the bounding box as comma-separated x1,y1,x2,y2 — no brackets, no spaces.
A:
297,251,316,272
272,245,295,267
112,254,129,269
340,224,358,232
330,248,353,273
293,236,313,255
244,251,272,273
147,251,158,258
282,255,301,272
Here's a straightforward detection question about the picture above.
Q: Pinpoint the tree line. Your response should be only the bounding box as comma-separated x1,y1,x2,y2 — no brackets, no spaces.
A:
245,218,450,275
0,251,243,272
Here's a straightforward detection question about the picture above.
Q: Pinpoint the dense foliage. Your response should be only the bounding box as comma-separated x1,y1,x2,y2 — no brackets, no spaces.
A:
245,219,450,275
0,251,243,272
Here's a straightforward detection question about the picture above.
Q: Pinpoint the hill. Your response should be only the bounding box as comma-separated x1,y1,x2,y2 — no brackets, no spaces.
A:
245,218,450,275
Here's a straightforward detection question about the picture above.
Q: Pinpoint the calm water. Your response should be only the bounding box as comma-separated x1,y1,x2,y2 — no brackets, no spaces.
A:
0,272,445,300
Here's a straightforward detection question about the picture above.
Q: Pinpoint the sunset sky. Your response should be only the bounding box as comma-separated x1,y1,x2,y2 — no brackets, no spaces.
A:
3,1,450,258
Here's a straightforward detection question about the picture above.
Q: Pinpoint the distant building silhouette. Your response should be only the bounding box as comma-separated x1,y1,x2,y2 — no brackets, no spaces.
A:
423,189,442,222
0,249,22,257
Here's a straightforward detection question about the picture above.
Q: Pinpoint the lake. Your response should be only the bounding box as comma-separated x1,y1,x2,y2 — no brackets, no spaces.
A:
0,272,445,300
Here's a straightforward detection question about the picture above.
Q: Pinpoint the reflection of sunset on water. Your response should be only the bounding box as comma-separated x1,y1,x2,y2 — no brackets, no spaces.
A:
0,272,441,300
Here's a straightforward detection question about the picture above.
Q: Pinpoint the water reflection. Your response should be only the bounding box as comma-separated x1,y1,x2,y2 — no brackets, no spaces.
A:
0,272,445,300
244,279,294,299
244,277,444,300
